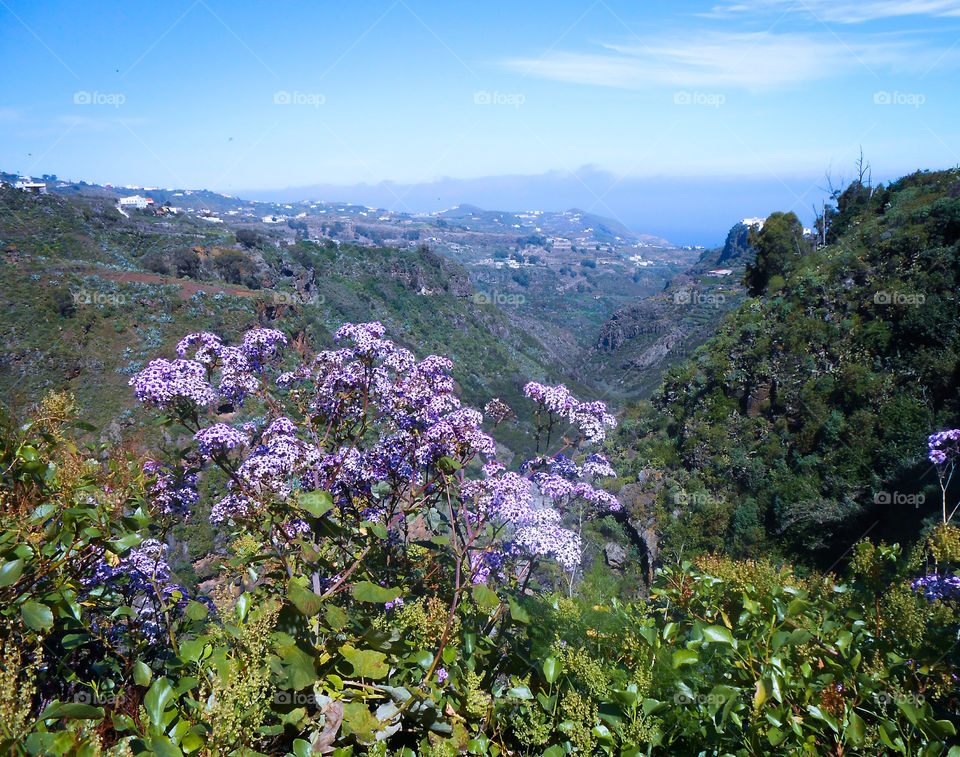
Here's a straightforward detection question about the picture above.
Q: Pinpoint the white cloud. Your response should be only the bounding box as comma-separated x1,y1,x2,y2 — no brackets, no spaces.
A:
710,0,960,23
504,31,938,91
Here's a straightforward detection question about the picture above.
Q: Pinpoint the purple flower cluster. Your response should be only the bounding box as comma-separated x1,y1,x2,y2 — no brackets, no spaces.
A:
242,328,288,365
176,331,223,364
928,429,960,466
86,539,183,600
523,382,617,442
138,323,623,581
582,453,616,479
129,358,214,410
143,460,198,516
194,423,248,458
210,492,257,523
911,573,960,601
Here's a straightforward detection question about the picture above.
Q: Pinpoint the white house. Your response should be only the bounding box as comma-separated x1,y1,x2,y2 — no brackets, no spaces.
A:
119,195,153,210
741,217,766,229
14,177,47,194
707,269,734,277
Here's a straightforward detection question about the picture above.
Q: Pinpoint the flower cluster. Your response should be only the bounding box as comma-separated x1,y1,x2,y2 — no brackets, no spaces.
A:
911,573,960,601
135,323,624,583
928,429,960,466
143,460,198,516
86,538,183,600
523,382,617,443
194,423,248,458
129,358,214,410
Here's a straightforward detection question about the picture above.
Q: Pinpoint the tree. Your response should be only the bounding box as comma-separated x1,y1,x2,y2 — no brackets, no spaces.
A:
743,212,805,295
172,247,202,279
235,229,260,249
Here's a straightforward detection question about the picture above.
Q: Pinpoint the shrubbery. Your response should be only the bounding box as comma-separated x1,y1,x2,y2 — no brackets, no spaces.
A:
1,324,958,755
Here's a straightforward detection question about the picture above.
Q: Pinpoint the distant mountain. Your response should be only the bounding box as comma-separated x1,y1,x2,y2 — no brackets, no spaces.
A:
238,166,833,247
433,204,670,247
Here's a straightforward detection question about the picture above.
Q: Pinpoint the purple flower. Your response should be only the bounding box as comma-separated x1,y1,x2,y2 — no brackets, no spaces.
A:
912,573,960,601
129,358,214,410
176,332,223,364
583,453,616,479
928,429,960,466
194,423,248,458
436,668,449,684
143,460,198,516
210,492,257,523
242,328,288,363
384,597,404,611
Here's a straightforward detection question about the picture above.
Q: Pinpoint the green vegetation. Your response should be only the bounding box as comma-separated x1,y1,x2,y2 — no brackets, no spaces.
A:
612,168,960,563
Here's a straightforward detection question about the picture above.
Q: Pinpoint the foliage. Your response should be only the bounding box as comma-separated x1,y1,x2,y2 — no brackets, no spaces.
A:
613,168,960,562
2,322,959,755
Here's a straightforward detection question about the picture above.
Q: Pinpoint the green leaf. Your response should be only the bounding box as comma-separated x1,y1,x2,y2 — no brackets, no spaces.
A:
701,625,735,647
278,645,318,690
288,581,324,617
846,711,866,745
542,657,561,684
39,701,105,721
16,444,39,462
133,661,152,687
437,456,464,472
325,604,350,631
185,601,209,621
507,685,533,700
509,600,531,624
472,584,499,612
144,678,175,727
21,601,53,631
351,581,400,603
343,648,389,680
672,649,699,668
149,735,184,757
298,490,334,518
0,558,24,587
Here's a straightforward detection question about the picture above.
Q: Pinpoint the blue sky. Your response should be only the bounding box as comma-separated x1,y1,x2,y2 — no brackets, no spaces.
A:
2,0,959,244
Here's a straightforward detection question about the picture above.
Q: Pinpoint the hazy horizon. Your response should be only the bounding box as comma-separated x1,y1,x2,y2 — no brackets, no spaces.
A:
3,0,959,245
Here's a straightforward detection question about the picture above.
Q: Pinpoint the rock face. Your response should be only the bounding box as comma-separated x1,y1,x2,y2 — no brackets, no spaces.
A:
617,480,661,586
596,301,676,352
604,541,628,570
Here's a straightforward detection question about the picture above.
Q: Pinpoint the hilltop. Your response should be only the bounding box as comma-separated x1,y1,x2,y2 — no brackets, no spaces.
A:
611,168,960,566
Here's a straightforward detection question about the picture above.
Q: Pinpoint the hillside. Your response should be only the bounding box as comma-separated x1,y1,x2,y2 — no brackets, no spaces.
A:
611,168,960,565
0,184,593,453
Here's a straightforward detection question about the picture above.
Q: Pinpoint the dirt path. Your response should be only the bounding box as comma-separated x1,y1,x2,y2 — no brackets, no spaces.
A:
105,270,260,299
32,261,263,299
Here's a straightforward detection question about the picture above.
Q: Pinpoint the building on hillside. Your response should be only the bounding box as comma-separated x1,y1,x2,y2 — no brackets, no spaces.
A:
119,195,153,210
707,269,734,276
741,216,766,229
14,177,47,194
